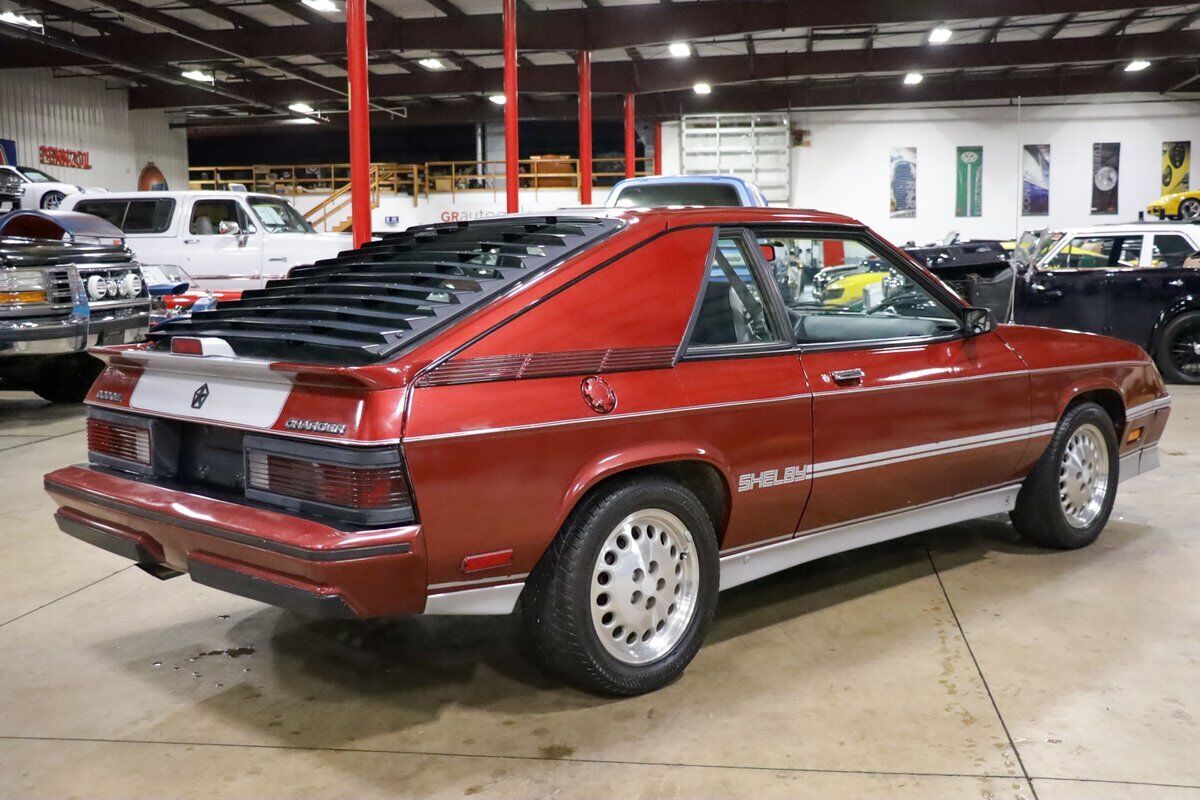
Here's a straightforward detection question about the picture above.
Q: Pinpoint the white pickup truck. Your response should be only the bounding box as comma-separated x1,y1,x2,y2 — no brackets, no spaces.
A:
61,191,352,292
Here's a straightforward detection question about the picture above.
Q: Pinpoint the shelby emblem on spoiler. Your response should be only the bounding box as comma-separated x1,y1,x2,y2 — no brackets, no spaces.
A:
285,418,348,435
737,465,808,493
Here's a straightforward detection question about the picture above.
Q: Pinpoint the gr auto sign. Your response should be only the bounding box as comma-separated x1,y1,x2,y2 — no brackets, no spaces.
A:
39,146,91,170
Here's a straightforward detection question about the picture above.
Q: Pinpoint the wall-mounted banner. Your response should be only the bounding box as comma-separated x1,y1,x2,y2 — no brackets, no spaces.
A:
0,139,16,166
1091,142,1120,215
889,147,917,218
1021,144,1050,216
1162,141,1191,195
955,146,983,217
39,145,91,170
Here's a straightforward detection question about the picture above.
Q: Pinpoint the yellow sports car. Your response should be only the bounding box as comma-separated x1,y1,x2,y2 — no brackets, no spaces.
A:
818,270,891,307
1148,191,1200,221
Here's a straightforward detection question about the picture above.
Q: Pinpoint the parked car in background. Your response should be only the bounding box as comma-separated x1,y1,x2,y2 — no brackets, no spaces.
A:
0,164,105,210
0,168,23,210
46,208,1168,695
62,191,352,293
1147,190,1200,221
0,210,149,402
922,222,1200,383
605,175,768,208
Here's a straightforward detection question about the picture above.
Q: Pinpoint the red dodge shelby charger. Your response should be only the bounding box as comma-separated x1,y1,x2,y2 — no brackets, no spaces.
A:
45,208,1170,695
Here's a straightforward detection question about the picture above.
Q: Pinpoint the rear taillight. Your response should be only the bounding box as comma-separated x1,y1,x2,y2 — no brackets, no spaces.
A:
243,435,415,526
87,416,151,465
247,453,411,509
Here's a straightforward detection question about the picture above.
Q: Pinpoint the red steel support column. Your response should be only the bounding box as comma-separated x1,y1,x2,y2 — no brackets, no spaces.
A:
578,50,592,205
346,0,372,246
653,120,662,175
623,92,636,179
503,0,519,213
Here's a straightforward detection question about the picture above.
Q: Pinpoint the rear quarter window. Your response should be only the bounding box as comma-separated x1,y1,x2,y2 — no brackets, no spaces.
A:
74,199,175,234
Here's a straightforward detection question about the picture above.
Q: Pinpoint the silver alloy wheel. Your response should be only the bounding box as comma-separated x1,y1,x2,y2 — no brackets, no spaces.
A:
589,508,699,665
41,191,65,210
1058,423,1110,528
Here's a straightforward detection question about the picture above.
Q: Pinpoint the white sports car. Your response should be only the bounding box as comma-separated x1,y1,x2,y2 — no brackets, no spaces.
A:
0,164,105,210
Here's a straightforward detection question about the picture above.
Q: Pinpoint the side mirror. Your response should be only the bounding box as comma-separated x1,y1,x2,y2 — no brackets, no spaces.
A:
759,244,777,262
964,306,997,336
218,221,241,236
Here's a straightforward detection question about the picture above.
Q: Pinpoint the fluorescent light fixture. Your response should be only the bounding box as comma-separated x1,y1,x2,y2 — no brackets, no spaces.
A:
489,94,507,105
302,0,338,13
0,10,42,28
418,57,445,70
668,42,691,58
903,72,924,85
289,118,319,125
181,70,214,84
1125,59,1151,72
928,26,952,44
288,102,315,114
693,82,712,95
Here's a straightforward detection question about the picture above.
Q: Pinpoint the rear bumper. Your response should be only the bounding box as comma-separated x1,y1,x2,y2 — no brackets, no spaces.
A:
0,309,148,357
44,465,427,618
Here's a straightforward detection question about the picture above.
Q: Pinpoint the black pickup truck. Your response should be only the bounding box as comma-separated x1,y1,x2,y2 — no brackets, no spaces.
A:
0,211,149,402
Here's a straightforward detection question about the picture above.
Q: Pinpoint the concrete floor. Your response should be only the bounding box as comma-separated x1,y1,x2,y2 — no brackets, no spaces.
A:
0,389,1197,800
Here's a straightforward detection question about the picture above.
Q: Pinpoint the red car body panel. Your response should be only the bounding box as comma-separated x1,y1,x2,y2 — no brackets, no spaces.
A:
43,208,1171,618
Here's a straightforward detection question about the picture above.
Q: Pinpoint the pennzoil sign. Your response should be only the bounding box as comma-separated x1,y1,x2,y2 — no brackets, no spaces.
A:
39,146,91,170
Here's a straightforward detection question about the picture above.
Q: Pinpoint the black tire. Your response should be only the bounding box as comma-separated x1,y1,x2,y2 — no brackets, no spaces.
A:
40,190,67,210
1155,311,1200,385
1010,401,1119,550
521,475,720,696
30,354,103,403
1180,198,1200,221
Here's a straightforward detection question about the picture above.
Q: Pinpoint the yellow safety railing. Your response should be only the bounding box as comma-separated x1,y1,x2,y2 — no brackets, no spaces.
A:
189,157,652,228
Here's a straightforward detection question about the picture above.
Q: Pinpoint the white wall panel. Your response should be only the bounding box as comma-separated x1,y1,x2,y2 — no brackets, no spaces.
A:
0,69,187,191
657,97,1200,245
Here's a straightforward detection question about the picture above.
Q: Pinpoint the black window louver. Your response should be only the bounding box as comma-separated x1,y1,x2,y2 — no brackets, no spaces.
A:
147,215,624,365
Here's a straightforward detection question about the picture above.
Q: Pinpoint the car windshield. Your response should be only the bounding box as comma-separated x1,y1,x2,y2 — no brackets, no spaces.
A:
248,196,315,233
18,167,57,183
611,182,743,207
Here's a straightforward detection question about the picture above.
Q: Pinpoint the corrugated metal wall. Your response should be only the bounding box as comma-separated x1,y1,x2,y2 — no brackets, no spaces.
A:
0,69,187,191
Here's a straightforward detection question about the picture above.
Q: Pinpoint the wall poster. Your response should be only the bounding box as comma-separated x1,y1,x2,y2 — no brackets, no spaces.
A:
1021,144,1050,216
955,146,982,217
1091,142,1120,215
889,147,917,218
0,139,16,166
1162,141,1191,195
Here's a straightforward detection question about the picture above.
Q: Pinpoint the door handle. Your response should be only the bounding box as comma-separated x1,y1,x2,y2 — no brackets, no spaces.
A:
830,368,865,385
267,257,288,262
183,238,199,244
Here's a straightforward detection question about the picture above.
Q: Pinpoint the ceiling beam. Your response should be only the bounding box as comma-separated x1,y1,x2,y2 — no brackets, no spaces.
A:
183,64,1199,131
1,0,1149,68
121,28,1200,109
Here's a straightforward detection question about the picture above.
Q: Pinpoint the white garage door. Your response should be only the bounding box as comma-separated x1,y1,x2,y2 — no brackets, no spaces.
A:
680,113,792,205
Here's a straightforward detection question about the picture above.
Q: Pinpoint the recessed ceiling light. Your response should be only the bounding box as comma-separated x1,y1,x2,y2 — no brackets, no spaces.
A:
0,10,42,29
288,102,315,114
668,42,691,58
418,57,445,70
1125,59,1151,72
693,82,712,95
181,70,214,84
928,26,952,44
302,0,338,13
489,94,507,105
903,72,924,85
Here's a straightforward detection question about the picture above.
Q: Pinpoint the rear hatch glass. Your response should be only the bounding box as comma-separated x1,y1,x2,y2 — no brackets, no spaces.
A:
147,215,623,365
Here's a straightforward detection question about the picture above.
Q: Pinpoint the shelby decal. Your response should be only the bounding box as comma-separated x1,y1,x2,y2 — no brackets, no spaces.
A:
738,465,808,493
285,418,348,435
95,390,123,403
